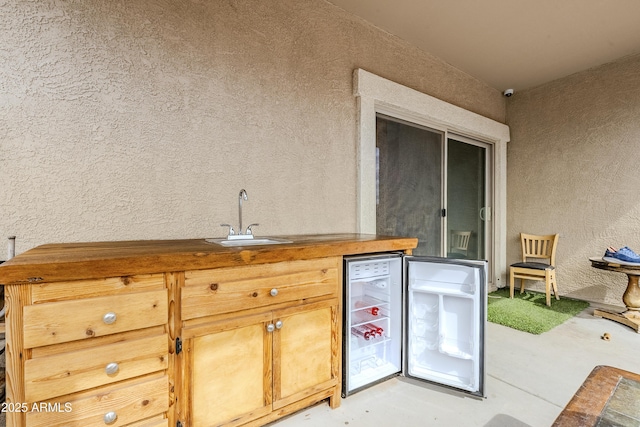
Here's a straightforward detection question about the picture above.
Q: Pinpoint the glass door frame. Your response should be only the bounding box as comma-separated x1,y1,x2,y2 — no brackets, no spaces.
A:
444,133,494,281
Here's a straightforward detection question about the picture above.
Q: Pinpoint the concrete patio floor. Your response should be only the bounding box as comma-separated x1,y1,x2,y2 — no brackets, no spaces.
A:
271,304,640,427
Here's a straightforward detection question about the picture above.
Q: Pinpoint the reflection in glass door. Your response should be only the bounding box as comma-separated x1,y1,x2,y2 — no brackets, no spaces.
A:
446,137,490,261
376,115,491,261
376,116,443,256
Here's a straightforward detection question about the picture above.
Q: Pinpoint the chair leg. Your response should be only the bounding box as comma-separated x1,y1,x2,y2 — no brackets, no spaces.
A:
545,282,551,306
545,270,551,306
552,272,559,300
510,270,515,298
519,278,525,294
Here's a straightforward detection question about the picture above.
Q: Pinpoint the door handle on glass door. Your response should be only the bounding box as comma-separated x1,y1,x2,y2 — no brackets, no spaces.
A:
479,207,491,221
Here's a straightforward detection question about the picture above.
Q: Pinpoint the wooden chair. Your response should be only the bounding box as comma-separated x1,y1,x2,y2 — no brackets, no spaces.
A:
509,233,559,306
448,230,471,258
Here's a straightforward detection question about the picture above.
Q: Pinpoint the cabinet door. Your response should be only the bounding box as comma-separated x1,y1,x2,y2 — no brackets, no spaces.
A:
273,299,339,409
186,312,273,427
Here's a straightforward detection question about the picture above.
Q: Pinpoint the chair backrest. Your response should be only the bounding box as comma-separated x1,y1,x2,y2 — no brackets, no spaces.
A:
450,230,472,254
520,233,559,266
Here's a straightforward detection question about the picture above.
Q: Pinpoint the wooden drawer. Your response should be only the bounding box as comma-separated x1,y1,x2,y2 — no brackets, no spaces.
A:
25,374,169,427
24,333,168,402
30,274,165,303
23,289,168,348
182,257,340,320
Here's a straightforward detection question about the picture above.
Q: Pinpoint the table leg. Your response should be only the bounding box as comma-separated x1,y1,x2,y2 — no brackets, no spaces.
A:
594,273,640,333
622,274,640,310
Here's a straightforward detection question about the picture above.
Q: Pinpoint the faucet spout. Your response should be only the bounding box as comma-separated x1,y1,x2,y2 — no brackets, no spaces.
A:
239,189,248,234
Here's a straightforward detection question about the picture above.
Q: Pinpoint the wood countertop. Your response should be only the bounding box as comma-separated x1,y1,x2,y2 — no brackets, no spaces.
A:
0,234,418,285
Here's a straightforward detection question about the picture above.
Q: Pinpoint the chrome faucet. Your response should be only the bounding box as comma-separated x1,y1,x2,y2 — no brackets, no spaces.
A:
239,189,248,234
221,189,258,239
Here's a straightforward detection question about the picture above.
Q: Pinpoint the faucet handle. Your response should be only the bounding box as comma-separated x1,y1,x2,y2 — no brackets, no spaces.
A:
246,224,259,235
220,223,235,236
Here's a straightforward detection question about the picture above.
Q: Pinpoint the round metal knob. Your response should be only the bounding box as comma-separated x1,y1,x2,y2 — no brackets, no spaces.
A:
105,362,119,375
270,288,278,297
102,312,117,325
266,323,275,333
275,320,283,329
103,411,117,424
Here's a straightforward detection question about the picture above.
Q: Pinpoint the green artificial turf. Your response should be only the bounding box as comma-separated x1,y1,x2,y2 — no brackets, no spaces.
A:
487,288,590,335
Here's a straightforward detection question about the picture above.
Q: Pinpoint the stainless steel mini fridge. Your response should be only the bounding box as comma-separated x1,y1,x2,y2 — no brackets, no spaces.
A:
342,253,486,398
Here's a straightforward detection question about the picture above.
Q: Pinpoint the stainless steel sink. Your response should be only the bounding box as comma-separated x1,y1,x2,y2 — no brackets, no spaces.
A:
205,237,292,247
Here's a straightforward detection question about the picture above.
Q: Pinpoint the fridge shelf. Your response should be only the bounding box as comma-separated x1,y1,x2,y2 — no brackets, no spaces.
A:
410,365,475,393
351,276,391,289
438,338,473,359
411,300,438,317
350,331,391,348
411,335,438,353
352,311,389,326
350,295,390,312
413,318,438,334
410,280,476,297
350,359,399,389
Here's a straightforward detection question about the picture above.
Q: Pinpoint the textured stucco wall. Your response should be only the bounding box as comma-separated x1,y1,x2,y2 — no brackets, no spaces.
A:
506,54,640,305
0,0,504,255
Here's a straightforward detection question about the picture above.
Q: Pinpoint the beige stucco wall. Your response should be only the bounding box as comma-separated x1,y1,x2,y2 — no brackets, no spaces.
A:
1,0,504,255
506,53,640,305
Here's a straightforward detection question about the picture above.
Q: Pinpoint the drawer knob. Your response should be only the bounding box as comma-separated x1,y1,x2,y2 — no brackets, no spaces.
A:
103,411,118,424
275,320,283,329
105,362,119,375
102,312,117,324
270,288,278,297
266,323,275,333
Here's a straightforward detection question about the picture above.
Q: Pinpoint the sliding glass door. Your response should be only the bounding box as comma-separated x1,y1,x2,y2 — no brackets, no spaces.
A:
446,136,491,260
376,116,442,256
376,115,492,262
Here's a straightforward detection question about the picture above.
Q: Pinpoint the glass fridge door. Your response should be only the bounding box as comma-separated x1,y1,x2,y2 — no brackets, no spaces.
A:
403,256,486,397
343,254,403,396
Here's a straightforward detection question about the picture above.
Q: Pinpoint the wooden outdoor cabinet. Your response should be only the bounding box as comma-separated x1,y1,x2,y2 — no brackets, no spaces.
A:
179,257,342,427
8,274,170,427
0,234,417,427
